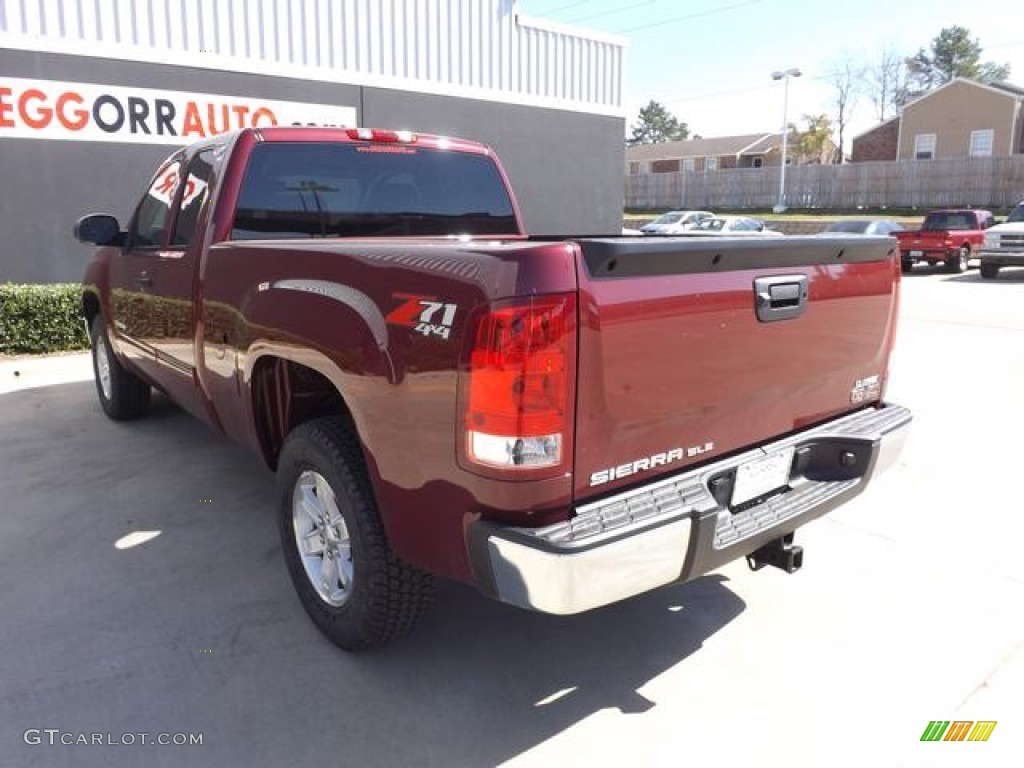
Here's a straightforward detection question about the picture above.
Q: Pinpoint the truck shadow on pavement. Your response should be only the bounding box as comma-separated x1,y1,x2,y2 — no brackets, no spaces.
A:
0,381,746,768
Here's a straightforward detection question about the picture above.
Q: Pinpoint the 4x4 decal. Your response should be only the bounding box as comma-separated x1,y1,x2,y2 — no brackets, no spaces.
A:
386,293,458,340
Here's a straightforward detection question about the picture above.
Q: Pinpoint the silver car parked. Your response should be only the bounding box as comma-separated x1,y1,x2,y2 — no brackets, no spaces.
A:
640,210,715,235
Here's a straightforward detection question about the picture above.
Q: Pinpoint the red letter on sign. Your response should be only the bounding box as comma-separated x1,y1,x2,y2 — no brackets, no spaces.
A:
182,102,206,137
0,87,14,127
56,91,88,130
250,107,277,127
19,89,53,129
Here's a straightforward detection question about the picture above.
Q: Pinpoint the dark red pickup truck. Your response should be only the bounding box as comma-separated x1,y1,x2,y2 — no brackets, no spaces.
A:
76,126,910,650
895,208,995,274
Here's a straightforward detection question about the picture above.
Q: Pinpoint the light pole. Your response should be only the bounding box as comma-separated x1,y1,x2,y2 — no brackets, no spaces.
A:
771,67,801,213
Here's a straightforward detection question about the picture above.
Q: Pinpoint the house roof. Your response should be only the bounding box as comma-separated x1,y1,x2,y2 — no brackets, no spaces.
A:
626,132,783,162
739,133,786,154
903,77,1024,109
989,80,1024,98
850,79,1024,140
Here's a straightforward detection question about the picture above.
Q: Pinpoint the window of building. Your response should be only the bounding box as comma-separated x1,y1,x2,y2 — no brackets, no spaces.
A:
682,158,696,172
969,129,994,157
628,162,640,175
705,156,719,171
752,156,763,168
914,133,936,160
651,159,681,173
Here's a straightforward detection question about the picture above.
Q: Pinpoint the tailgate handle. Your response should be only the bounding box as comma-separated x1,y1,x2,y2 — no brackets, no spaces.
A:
754,275,808,322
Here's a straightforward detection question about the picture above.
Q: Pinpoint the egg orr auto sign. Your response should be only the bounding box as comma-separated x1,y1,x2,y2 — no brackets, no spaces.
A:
0,77,357,145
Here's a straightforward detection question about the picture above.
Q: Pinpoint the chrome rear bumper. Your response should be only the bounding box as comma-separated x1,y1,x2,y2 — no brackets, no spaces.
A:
469,403,911,615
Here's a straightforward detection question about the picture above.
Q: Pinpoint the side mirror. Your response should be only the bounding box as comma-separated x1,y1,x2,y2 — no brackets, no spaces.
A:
74,214,123,246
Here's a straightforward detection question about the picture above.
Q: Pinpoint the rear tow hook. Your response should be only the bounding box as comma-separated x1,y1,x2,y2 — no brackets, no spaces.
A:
747,533,804,574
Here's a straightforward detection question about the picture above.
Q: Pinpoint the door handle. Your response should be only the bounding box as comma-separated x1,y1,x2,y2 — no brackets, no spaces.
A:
754,275,808,322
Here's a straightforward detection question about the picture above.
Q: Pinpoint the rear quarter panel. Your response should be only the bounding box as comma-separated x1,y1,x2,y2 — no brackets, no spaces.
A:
200,239,578,583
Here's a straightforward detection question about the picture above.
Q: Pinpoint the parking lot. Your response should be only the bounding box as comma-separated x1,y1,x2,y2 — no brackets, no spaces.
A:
1,266,1022,768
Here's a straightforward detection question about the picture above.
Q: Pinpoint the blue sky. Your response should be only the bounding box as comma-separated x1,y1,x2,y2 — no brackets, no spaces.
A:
520,0,1024,148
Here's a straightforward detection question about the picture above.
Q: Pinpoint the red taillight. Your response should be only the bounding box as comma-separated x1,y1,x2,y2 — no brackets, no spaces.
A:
345,127,417,143
459,293,577,476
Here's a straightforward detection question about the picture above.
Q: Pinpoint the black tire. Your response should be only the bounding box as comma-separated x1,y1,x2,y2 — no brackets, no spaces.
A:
900,260,913,274
980,262,1000,279
946,245,969,274
89,316,151,420
277,416,434,651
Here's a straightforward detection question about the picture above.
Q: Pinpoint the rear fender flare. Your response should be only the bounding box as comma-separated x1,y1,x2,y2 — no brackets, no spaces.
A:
263,279,395,382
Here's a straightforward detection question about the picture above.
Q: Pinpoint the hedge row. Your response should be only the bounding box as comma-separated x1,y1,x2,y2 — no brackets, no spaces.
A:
0,284,90,355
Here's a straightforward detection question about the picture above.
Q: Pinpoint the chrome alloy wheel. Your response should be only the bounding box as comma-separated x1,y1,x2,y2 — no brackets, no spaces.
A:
292,470,354,607
94,332,113,401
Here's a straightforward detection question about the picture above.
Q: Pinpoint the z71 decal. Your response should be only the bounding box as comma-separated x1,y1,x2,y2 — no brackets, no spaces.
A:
386,293,458,340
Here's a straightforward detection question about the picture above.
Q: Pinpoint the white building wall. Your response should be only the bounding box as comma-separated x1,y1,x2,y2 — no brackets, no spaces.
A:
0,0,625,115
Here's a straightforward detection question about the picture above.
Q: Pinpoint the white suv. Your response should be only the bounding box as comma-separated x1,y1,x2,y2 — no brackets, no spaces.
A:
980,202,1024,279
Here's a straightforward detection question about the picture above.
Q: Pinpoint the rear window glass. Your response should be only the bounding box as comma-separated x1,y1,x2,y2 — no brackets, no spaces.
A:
232,142,518,239
922,212,974,230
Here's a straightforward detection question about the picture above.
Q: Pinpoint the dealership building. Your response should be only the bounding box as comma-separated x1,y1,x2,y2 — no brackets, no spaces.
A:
0,0,626,282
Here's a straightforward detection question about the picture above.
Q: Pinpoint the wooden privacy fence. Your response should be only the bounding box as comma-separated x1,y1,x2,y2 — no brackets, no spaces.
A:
625,156,1024,210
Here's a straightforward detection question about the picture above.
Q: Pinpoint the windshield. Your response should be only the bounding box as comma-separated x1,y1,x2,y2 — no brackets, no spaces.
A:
694,218,726,231
232,142,518,239
651,213,684,226
1006,204,1024,224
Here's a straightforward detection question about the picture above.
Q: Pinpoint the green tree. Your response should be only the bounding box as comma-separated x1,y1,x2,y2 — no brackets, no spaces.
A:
790,114,834,164
627,100,690,145
903,26,1011,100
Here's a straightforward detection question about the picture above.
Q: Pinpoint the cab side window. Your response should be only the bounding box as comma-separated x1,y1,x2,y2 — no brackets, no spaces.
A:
171,149,221,247
129,160,182,248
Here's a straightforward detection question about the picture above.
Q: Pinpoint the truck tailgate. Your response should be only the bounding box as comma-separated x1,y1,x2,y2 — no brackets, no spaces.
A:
572,235,899,501
897,230,948,249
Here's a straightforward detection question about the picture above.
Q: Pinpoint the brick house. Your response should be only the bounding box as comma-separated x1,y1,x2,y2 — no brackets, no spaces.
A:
626,131,837,173
850,78,1024,162
850,117,899,162
626,133,784,174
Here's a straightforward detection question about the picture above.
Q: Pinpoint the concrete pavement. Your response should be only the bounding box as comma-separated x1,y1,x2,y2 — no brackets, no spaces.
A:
1,267,1022,767
0,351,93,394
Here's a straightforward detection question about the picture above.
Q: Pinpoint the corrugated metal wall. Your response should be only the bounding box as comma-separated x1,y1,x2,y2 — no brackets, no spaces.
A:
0,0,624,114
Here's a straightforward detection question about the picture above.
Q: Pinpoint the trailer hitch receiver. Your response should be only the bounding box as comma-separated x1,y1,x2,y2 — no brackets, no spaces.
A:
747,533,804,574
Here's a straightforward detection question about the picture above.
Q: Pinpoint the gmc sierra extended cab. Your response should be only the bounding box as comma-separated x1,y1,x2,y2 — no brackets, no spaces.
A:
895,208,994,274
979,201,1024,279
76,126,910,651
